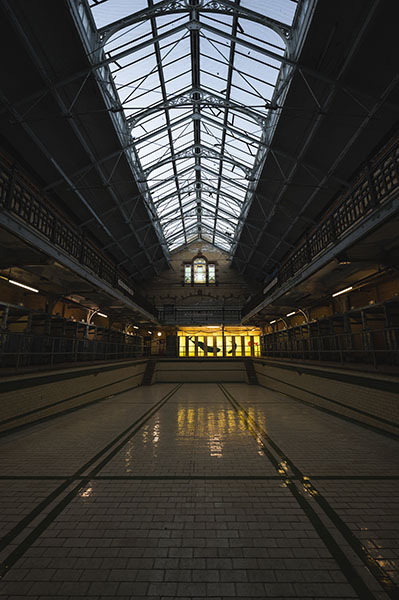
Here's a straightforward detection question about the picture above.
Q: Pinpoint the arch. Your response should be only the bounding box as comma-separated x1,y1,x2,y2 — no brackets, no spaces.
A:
183,251,217,285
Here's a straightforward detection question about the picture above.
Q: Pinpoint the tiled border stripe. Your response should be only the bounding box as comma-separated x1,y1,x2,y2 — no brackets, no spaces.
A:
220,383,398,600
254,359,399,393
0,359,147,392
258,373,399,440
0,371,144,433
0,384,181,579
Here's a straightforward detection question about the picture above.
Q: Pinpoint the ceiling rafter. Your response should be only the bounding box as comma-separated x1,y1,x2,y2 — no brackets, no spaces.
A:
75,0,304,253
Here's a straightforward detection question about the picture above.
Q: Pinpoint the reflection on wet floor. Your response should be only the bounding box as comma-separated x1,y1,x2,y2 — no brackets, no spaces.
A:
0,382,398,599
110,386,276,476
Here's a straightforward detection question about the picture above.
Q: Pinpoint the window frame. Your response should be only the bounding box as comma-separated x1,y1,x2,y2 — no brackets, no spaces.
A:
183,252,216,286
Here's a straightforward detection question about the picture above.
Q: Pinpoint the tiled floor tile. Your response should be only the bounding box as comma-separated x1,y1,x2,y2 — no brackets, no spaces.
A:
0,382,397,598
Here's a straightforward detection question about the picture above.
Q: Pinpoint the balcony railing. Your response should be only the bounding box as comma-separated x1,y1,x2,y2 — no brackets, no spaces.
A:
261,326,399,368
278,136,399,285
0,331,143,369
158,305,242,325
0,156,156,317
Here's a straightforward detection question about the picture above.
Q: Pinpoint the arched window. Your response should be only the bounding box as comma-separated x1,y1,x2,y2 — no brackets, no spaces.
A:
183,253,216,285
193,258,206,283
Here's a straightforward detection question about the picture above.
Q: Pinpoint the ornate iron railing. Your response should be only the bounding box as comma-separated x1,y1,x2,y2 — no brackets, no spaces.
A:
0,156,156,316
157,305,242,325
0,330,143,369
261,325,399,368
278,137,399,284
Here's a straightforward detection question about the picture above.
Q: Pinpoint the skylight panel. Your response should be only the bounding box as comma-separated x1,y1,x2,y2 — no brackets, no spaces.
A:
240,0,297,25
86,0,302,254
88,0,148,28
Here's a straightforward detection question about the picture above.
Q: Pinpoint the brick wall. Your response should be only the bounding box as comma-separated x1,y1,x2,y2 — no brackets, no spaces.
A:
141,240,255,308
0,359,147,435
254,359,399,436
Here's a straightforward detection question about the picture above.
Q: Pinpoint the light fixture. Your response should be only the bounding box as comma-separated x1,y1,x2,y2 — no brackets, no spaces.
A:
332,286,353,298
336,252,351,265
148,331,153,334
133,325,139,329
157,332,162,337
97,312,108,318
9,280,39,293
270,320,276,324
286,311,296,317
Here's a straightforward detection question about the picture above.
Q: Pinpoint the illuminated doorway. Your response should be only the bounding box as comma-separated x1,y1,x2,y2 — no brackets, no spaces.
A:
177,327,261,357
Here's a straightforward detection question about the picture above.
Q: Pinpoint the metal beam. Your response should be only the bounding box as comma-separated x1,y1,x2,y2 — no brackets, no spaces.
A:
0,211,159,323
209,0,239,246
128,86,267,128
97,0,291,45
240,0,388,276
143,143,252,177
1,0,168,277
133,109,349,188
242,190,399,323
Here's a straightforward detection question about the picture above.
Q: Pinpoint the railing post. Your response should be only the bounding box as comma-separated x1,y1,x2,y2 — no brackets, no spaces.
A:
329,215,337,243
305,235,311,263
51,217,58,244
1,306,9,330
80,234,86,265
366,164,378,207
5,163,17,210
50,338,55,367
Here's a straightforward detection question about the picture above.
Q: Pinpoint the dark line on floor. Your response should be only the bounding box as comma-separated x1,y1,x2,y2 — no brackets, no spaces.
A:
219,383,398,600
257,375,399,440
87,475,286,480
1,474,399,481
311,475,399,480
0,384,181,578
0,476,69,480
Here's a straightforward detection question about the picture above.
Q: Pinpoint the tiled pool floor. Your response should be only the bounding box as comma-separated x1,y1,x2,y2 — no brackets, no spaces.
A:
0,382,398,599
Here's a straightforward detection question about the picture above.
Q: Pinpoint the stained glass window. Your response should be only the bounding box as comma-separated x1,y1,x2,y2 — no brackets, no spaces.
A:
193,258,206,283
208,264,216,284
184,264,192,284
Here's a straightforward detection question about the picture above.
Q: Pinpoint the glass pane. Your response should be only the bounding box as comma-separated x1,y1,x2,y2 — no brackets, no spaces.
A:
184,264,191,283
193,258,206,283
188,336,196,357
244,336,252,356
85,1,301,253
208,264,216,284
178,336,186,357
197,336,205,356
235,336,243,357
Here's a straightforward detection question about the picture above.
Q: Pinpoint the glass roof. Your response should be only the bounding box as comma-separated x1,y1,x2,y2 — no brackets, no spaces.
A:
87,0,299,253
